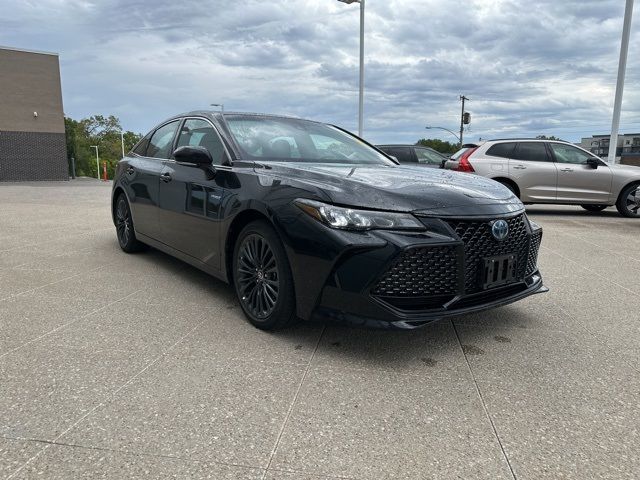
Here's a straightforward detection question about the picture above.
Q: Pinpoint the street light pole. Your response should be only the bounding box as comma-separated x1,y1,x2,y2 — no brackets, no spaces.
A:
120,131,125,158
90,145,99,180
338,0,364,137
210,103,225,113
425,126,461,144
608,0,634,164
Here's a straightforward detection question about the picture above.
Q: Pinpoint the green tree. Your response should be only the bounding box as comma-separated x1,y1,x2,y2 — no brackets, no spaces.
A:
536,135,564,141
415,138,458,154
64,115,142,179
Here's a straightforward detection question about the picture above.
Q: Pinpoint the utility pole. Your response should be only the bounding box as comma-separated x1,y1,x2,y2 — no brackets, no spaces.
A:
459,95,469,146
608,0,634,164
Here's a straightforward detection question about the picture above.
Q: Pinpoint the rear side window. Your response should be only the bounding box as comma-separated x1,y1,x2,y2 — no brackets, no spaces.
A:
147,121,180,159
486,142,516,158
379,147,414,163
511,142,549,162
132,133,152,156
451,147,471,160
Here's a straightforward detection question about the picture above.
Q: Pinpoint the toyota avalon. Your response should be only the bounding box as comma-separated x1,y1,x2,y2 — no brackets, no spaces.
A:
112,112,547,330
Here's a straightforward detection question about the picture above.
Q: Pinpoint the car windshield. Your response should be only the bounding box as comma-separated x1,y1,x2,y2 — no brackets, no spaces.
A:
225,115,394,165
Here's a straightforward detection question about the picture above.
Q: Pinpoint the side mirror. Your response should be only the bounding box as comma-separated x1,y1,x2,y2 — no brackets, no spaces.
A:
586,158,599,169
173,145,213,167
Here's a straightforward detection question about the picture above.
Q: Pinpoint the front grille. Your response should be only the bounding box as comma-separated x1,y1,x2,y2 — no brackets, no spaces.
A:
371,246,458,297
526,229,542,276
447,214,529,294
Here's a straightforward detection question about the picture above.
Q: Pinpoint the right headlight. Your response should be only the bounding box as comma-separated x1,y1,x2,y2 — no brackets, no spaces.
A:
294,199,425,231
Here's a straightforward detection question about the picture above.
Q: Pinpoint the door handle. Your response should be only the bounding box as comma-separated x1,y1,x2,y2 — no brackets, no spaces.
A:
559,168,573,172
126,166,135,175
160,172,172,183
512,165,527,170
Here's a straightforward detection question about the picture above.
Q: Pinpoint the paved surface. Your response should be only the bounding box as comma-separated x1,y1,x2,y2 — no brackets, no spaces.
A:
0,180,639,479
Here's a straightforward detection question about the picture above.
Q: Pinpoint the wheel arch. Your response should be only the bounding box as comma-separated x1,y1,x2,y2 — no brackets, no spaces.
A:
111,186,127,225
616,179,640,203
224,209,274,283
491,176,521,198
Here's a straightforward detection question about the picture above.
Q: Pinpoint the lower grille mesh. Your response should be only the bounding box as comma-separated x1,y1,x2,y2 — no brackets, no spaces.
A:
526,229,543,276
371,246,458,297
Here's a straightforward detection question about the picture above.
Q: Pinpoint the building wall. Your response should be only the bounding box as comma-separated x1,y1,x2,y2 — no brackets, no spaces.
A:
0,47,67,181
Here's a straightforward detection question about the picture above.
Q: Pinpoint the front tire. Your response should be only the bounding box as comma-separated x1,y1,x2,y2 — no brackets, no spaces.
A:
581,204,608,212
616,183,640,218
232,220,297,330
115,194,146,252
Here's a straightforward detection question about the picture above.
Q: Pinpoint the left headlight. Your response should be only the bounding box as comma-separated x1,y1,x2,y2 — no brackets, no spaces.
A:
294,199,425,231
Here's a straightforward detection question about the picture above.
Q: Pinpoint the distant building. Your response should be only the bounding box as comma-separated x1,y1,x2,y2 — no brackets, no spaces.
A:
0,46,67,181
579,133,640,166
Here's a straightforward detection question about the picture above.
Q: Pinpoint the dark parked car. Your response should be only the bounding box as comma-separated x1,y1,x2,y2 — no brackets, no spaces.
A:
112,111,546,330
377,144,448,168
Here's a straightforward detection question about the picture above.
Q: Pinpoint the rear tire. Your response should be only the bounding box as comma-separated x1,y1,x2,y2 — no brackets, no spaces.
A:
581,204,607,212
115,194,146,252
232,220,297,330
616,183,640,218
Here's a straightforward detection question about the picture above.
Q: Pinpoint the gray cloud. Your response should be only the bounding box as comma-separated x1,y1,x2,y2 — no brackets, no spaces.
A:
1,0,638,144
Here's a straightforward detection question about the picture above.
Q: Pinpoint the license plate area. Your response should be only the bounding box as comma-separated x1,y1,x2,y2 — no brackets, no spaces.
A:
482,254,517,289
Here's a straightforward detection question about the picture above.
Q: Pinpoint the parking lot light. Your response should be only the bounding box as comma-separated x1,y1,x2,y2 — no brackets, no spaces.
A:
426,126,461,144
337,0,364,138
210,103,225,113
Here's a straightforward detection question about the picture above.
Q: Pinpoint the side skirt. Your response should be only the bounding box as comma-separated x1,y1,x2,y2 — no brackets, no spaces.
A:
136,232,229,284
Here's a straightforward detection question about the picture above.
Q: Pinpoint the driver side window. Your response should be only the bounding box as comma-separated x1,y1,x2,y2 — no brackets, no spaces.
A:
177,118,225,165
549,143,593,164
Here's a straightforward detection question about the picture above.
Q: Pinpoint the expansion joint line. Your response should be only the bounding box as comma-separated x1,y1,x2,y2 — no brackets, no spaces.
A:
451,320,518,480
261,325,326,479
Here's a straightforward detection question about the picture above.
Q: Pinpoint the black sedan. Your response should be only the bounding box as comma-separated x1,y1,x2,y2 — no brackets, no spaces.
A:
377,144,449,168
112,111,546,330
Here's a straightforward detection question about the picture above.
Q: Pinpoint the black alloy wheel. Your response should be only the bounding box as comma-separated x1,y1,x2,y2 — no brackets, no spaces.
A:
115,194,145,252
616,183,640,218
581,204,608,212
233,220,296,330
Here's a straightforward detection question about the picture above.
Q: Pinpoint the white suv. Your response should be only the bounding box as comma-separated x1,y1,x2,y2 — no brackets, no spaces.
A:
445,139,640,217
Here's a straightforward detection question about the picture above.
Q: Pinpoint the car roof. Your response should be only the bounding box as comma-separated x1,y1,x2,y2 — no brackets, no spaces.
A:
376,144,437,149
176,110,321,123
486,138,569,143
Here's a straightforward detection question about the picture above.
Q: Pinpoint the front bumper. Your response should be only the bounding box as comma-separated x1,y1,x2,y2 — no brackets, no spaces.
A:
314,272,546,329
281,209,546,329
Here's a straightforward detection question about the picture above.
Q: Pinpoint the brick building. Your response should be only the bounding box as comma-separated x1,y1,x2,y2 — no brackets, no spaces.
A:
0,46,67,181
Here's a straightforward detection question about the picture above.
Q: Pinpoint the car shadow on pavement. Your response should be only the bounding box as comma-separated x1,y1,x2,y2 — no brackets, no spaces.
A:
135,244,537,367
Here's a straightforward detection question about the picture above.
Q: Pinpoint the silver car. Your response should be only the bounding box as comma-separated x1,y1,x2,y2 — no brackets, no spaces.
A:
445,139,640,217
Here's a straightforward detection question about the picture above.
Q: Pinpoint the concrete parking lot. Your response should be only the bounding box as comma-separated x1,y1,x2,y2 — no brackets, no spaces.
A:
0,180,638,479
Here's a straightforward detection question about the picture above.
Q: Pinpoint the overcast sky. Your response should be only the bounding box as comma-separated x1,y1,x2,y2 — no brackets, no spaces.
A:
1,0,639,144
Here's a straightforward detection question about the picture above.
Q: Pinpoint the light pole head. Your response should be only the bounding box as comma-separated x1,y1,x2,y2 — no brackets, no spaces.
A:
210,103,224,113
337,0,361,4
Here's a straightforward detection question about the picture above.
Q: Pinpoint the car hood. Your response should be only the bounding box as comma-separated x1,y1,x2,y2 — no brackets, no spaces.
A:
609,162,640,177
258,162,523,217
